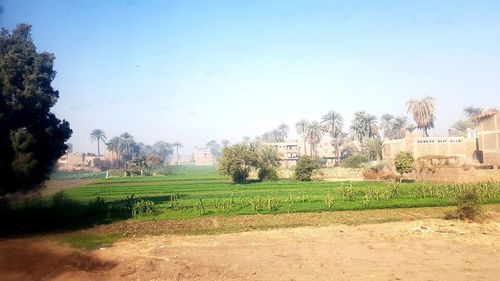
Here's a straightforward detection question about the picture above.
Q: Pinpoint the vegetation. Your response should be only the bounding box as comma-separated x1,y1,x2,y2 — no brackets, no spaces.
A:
2,166,500,235
218,144,260,183
0,24,72,195
258,166,279,181
341,155,369,168
394,151,415,182
407,96,435,137
350,111,378,142
294,156,320,181
89,129,107,169
321,110,344,166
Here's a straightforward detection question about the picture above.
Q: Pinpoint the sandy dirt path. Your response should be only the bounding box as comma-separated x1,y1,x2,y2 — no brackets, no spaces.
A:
0,217,490,281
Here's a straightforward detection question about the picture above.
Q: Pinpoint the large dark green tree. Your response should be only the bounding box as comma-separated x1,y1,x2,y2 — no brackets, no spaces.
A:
0,24,72,195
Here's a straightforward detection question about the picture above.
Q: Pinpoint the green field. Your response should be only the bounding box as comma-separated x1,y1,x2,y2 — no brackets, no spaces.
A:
60,166,500,220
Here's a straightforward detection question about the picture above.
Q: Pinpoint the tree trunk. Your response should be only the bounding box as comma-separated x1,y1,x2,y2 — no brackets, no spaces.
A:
335,139,340,166
97,141,101,170
303,140,307,157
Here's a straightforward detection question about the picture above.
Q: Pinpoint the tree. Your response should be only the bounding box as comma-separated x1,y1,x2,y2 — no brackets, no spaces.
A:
206,140,221,163
221,139,230,147
106,137,121,168
218,144,260,183
277,123,289,141
0,24,72,195
118,133,138,166
259,145,281,168
350,111,378,142
463,106,483,119
364,138,383,161
305,121,326,156
172,142,183,165
294,156,320,181
89,129,106,169
380,114,394,138
394,151,415,183
152,141,173,165
321,110,344,166
449,119,474,137
295,119,309,157
407,96,435,137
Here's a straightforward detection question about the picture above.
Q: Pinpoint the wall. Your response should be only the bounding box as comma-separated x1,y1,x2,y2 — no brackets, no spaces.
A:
477,112,500,166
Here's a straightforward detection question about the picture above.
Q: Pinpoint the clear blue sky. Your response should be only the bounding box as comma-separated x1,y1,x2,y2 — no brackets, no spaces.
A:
2,0,500,154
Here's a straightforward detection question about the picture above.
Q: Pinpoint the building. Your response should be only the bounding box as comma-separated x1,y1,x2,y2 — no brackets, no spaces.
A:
194,147,214,165
475,110,500,166
383,109,500,166
383,136,477,165
263,142,301,167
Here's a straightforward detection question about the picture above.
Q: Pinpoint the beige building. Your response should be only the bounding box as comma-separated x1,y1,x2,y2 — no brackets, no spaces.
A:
264,142,301,167
57,152,99,171
383,136,477,165
475,110,500,165
194,147,215,166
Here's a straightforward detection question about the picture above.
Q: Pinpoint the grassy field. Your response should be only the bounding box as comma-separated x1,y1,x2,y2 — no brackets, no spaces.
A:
2,165,499,237
59,165,500,220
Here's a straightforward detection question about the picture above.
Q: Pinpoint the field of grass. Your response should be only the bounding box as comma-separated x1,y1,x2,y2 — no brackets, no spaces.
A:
60,165,500,220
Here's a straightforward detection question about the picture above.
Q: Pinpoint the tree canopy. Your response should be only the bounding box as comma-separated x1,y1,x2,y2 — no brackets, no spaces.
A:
0,24,72,195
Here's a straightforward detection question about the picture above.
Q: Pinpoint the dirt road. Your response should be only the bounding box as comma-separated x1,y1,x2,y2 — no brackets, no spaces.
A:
1,217,499,281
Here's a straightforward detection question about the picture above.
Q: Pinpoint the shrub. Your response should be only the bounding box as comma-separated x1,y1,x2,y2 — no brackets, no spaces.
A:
218,144,260,184
455,190,481,220
394,151,415,182
294,156,320,181
341,155,368,168
258,166,279,181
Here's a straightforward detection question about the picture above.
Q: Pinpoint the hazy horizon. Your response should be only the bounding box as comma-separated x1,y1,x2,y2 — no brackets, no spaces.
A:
2,0,500,155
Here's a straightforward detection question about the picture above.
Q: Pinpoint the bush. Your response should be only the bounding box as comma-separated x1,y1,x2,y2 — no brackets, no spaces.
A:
394,151,415,182
258,166,279,181
218,144,260,184
454,190,481,220
341,155,368,168
294,156,320,181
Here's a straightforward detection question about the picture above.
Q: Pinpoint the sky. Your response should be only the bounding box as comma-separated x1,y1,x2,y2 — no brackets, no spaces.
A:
2,0,500,155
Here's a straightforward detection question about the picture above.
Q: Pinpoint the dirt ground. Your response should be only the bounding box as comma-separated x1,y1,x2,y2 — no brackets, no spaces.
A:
1,216,499,281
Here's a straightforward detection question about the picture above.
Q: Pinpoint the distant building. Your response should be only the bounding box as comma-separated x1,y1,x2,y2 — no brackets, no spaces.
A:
264,142,301,167
475,110,500,165
194,147,214,165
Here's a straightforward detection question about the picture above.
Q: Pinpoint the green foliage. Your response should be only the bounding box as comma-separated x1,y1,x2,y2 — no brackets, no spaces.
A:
258,166,279,181
341,155,369,168
218,144,260,183
0,24,72,195
394,151,415,181
294,156,320,181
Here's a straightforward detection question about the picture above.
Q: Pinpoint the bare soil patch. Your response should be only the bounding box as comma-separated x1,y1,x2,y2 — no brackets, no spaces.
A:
1,209,499,280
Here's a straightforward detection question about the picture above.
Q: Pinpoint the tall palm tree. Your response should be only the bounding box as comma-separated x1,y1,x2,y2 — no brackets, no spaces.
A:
350,111,378,142
379,114,394,138
407,96,435,137
364,137,383,161
321,110,344,166
89,129,106,169
449,119,474,137
221,139,230,147
388,116,410,139
277,123,289,141
463,106,483,119
206,140,221,163
173,142,183,165
106,136,120,168
305,121,326,156
118,132,135,167
295,118,309,156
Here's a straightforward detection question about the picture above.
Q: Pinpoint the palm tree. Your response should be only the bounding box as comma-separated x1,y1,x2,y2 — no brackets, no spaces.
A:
173,142,183,165
118,133,136,167
89,129,106,169
379,114,394,138
277,123,289,141
350,111,378,142
407,96,435,137
106,136,120,168
387,116,410,139
321,110,344,166
153,141,174,165
449,120,474,137
259,145,281,168
206,140,221,163
295,119,309,156
305,121,326,156
463,106,483,119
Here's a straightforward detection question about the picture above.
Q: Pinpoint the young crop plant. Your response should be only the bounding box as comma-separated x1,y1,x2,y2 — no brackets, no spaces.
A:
340,182,356,201
323,192,335,209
